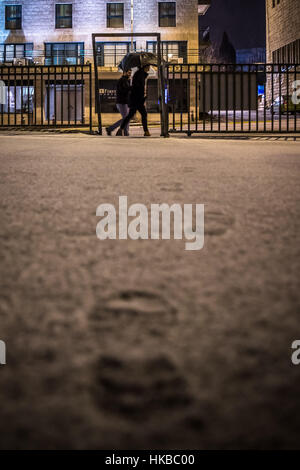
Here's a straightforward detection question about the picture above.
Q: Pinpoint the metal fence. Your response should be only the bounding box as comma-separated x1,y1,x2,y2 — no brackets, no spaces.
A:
1,62,299,136
166,63,300,135
0,64,92,131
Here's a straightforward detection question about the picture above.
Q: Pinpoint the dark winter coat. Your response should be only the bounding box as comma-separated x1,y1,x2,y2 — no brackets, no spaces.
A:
116,76,131,105
129,69,149,107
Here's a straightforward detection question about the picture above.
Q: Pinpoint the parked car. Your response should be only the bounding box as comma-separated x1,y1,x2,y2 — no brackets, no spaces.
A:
270,95,300,115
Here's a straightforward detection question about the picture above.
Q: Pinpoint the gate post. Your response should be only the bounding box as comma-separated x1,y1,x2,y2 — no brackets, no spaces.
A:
92,34,102,135
157,34,169,138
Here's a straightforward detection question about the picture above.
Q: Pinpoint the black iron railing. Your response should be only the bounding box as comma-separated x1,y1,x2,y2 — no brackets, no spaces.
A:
166,63,300,134
0,64,92,131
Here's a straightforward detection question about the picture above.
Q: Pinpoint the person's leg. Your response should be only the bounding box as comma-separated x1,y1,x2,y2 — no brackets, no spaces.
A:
106,104,129,133
120,107,136,131
107,118,123,133
106,104,125,133
123,105,130,135
137,104,149,132
118,104,130,135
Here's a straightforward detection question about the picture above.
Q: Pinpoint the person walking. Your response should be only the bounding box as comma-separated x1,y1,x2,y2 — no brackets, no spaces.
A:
106,69,132,136
116,65,151,137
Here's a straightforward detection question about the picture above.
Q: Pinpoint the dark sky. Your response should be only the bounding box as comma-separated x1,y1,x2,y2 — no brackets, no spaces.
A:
199,0,266,50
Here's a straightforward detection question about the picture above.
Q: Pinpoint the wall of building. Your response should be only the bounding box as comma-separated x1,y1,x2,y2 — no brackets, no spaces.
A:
0,0,199,62
266,0,300,62
0,0,204,125
265,0,300,108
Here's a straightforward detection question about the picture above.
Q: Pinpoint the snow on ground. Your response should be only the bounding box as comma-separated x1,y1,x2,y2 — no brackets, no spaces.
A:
0,133,300,449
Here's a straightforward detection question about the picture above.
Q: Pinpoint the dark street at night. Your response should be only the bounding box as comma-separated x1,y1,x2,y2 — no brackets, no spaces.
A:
0,0,300,454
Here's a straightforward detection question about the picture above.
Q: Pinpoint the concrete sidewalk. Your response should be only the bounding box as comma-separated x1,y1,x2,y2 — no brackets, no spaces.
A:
0,134,300,449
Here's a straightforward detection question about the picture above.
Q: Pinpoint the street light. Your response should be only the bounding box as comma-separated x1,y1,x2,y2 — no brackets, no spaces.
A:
131,0,134,51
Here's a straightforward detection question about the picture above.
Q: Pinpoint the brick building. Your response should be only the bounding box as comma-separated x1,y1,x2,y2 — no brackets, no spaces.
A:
0,1,210,120
0,1,210,66
266,0,300,63
265,0,300,108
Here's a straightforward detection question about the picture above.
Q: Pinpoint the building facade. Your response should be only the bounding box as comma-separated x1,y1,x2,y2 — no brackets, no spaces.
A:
265,0,300,109
0,0,210,66
266,0,300,64
0,0,210,123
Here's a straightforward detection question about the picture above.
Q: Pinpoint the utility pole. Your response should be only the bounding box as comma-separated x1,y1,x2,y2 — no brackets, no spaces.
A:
130,0,134,51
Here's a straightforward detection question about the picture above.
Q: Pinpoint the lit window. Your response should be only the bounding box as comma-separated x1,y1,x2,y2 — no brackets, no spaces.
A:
96,42,134,67
107,3,124,28
45,42,84,65
159,2,176,27
56,4,72,29
147,41,187,62
0,43,33,63
5,5,22,30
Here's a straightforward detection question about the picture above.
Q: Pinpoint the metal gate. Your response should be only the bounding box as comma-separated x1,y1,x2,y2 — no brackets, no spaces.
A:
166,63,300,135
92,32,169,137
0,64,92,131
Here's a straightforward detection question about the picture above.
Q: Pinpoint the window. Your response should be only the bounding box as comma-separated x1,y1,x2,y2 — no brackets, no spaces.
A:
0,43,33,63
159,2,176,27
56,4,72,29
45,43,84,65
96,42,134,67
107,3,124,28
272,39,300,64
5,5,22,30
147,41,187,62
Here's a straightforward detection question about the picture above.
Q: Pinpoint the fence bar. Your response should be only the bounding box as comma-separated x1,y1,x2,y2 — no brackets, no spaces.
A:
195,65,198,133
203,66,206,132
294,65,297,132
279,65,282,132
67,66,70,126
180,64,183,132
89,64,93,133
14,66,16,126
225,65,228,131
74,66,77,125
287,66,289,132
248,65,251,132
187,65,191,135
271,65,274,132
81,65,84,124
47,66,50,126
54,66,57,126
210,65,213,131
